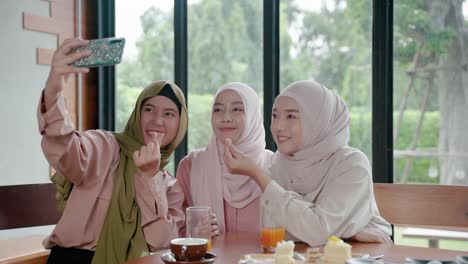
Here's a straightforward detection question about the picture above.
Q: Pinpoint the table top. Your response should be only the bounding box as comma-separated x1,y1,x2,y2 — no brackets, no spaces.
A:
0,235,49,263
124,232,468,264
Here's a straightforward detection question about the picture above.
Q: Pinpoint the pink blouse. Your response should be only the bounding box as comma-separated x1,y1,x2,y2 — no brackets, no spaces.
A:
176,156,259,236
38,91,185,251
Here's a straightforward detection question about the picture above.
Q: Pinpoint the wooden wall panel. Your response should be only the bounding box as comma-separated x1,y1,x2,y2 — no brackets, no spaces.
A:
36,48,54,65
0,184,60,229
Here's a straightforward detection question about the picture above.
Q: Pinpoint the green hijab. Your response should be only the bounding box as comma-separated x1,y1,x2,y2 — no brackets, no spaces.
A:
52,81,188,264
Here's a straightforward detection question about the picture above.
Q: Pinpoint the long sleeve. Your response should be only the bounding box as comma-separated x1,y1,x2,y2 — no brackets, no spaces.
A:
38,90,118,185
175,156,193,237
262,153,377,247
134,171,185,251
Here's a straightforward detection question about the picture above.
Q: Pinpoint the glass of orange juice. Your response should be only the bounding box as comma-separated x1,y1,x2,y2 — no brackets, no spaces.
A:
186,206,212,251
260,199,285,252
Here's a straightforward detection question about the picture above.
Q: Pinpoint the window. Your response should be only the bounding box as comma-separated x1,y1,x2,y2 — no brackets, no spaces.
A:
393,1,468,187
392,0,468,251
187,0,263,151
280,0,372,158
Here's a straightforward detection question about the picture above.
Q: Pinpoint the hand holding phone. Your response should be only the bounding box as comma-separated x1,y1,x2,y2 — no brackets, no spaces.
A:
70,37,125,68
44,38,91,109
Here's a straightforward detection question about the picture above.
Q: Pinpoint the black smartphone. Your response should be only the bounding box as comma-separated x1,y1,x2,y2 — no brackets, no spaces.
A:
70,37,125,68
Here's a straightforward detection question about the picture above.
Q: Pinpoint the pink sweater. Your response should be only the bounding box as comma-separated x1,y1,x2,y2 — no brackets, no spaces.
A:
38,91,185,251
176,156,259,236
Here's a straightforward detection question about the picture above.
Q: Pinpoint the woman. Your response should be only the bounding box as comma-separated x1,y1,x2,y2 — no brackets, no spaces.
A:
176,82,274,236
223,80,392,246
39,38,187,264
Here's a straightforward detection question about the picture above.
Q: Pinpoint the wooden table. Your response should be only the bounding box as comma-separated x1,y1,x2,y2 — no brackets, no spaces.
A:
125,232,468,264
0,235,49,264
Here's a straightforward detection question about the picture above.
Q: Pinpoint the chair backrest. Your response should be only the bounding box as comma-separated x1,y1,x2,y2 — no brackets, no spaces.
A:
0,183,61,230
373,183,468,228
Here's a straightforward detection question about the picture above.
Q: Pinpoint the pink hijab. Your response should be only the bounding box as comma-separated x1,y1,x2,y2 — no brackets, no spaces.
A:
269,80,351,195
189,82,274,233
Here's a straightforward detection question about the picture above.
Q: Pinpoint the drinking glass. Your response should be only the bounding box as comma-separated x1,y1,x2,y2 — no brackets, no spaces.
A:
260,199,285,252
186,206,212,251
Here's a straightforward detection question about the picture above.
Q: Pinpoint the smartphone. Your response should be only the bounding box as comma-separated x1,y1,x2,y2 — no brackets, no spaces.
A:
70,37,125,68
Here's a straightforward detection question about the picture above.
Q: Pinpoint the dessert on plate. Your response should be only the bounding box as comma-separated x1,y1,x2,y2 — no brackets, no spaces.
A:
275,241,296,264
323,236,352,264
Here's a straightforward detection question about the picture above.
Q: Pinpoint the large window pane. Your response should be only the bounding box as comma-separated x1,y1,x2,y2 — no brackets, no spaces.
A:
393,0,468,251
280,0,372,158
393,1,468,186
187,0,263,151
116,1,175,173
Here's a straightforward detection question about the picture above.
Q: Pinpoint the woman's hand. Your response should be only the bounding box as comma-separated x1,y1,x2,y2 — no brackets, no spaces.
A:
210,212,220,238
223,139,271,191
350,227,393,244
133,132,164,178
45,38,91,93
223,139,259,177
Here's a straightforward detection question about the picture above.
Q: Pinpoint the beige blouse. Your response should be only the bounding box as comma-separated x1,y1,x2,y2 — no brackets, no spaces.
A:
262,147,392,246
38,91,185,251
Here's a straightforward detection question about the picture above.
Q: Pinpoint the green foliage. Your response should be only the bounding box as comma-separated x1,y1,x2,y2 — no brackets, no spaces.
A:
114,0,466,184
349,110,440,184
137,7,174,81
117,0,462,109
393,63,440,112
187,93,214,150
394,1,456,62
115,82,143,132
349,109,372,157
280,0,373,111
187,0,263,93
393,111,440,184
117,1,460,111
425,30,456,55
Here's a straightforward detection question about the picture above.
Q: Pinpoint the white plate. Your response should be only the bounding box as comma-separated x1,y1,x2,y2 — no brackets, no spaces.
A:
239,254,275,264
239,253,306,264
405,257,456,264
347,258,384,264
456,256,468,264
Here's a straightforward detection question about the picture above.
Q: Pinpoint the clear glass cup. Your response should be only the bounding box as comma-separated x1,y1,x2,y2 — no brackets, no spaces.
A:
186,206,212,251
260,199,285,252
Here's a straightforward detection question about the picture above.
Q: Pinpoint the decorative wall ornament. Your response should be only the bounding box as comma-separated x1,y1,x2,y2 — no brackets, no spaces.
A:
23,0,76,65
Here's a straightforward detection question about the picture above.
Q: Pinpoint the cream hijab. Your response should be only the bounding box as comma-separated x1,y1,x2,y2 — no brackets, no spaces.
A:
269,80,350,195
190,82,274,233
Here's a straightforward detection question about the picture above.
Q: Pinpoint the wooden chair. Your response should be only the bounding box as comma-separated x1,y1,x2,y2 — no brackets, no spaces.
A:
373,183,468,248
0,184,61,263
